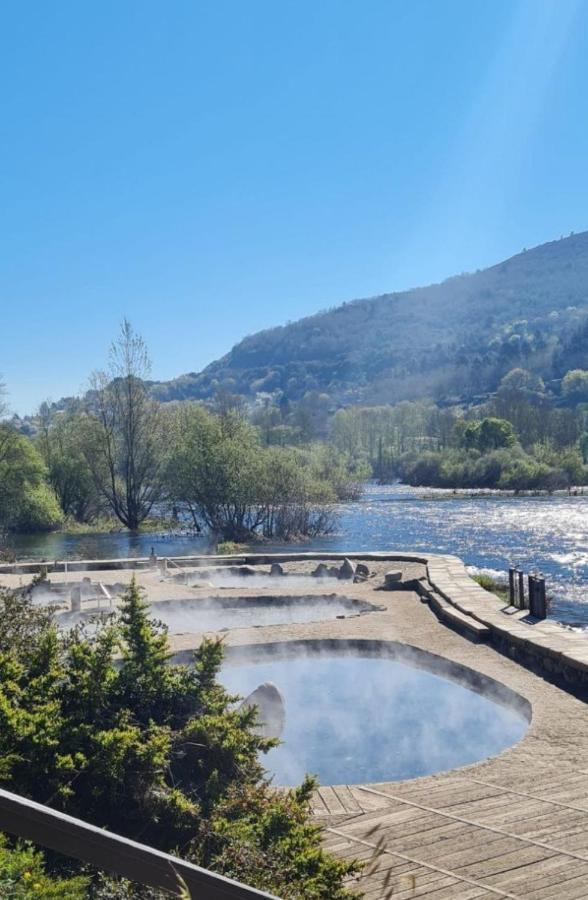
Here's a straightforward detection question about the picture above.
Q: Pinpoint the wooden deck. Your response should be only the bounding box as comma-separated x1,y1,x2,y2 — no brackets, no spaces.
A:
316,763,588,898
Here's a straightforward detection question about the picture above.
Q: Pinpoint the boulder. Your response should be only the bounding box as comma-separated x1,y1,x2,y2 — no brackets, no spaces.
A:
338,558,356,580
269,563,284,577
239,682,286,739
384,570,403,589
356,563,369,577
312,563,329,578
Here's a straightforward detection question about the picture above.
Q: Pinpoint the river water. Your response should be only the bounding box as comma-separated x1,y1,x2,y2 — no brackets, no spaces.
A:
7,484,588,627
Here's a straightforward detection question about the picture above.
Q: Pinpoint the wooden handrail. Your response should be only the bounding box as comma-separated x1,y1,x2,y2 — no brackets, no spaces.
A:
0,788,278,899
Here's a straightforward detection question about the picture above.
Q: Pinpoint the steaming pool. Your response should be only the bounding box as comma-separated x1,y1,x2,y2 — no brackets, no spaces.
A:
57,594,381,633
219,641,530,786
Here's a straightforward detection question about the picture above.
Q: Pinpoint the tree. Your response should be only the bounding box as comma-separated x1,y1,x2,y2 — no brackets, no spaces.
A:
0,378,7,419
499,368,545,396
167,404,266,541
37,404,99,522
562,369,588,402
0,426,63,537
463,417,516,453
80,321,166,530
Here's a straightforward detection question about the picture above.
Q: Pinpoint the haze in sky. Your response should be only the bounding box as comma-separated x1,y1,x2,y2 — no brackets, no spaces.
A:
1,0,586,413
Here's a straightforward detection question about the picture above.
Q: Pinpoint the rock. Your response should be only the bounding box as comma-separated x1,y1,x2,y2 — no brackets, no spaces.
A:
312,563,329,578
239,682,285,739
328,566,341,578
353,573,368,584
270,563,284,577
338,558,356,580
356,563,369,577
384,570,403,589
229,565,257,577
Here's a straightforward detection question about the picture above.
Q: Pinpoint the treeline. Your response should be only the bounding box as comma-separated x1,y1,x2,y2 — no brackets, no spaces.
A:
0,323,365,542
330,368,588,491
5,330,588,542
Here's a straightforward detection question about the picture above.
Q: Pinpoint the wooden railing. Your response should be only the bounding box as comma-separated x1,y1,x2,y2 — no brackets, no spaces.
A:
0,788,278,899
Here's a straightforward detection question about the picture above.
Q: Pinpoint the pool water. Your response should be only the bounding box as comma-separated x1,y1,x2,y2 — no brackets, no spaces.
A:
58,594,379,633
221,646,529,786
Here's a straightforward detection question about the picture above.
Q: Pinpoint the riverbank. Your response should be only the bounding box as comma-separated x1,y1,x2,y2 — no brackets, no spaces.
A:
5,484,588,627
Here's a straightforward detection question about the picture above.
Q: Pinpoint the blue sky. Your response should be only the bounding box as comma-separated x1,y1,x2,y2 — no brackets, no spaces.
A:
1,0,587,413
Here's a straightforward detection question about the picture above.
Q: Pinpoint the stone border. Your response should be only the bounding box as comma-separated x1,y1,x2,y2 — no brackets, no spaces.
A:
425,555,588,689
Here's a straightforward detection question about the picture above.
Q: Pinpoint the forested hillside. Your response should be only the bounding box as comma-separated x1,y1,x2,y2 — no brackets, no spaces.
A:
153,231,588,406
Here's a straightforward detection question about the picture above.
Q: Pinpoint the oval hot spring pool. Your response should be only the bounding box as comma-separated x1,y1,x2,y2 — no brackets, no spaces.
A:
220,641,531,786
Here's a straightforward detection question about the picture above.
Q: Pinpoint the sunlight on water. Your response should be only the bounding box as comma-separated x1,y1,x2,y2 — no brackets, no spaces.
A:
9,483,588,626
328,485,588,626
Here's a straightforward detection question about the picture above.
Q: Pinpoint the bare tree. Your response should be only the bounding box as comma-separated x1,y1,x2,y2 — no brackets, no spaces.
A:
81,320,166,530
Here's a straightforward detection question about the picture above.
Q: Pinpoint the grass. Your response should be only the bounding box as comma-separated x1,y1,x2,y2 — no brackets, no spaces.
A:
216,540,249,555
471,573,509,602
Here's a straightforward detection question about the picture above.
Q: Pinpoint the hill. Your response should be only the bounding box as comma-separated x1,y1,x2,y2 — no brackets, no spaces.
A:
151,231,588,408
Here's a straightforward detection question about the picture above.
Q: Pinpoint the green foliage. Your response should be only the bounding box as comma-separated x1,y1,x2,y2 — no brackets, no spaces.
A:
471,574,509,601
499,368,545,395
462,418,516,453
11,483,64,532
37,403,99,523
0,579,359,898
0,836,87,899
166,405,358,540
396,443,587,492
216,540,248,554
0,425,63,536
562,368,588,401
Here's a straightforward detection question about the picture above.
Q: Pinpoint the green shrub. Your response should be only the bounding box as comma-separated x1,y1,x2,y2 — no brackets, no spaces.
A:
0,836,87,899
0,580,360,899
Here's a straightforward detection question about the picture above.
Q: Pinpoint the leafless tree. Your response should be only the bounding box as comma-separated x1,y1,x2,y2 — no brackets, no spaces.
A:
81,320,166,530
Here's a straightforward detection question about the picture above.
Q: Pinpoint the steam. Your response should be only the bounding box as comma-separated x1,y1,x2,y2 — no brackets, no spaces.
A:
57,593,380,634
220,642,529,787
167,569,340,591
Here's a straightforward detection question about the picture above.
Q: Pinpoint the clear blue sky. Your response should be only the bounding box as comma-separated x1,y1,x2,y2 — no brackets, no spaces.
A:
1,0,587,413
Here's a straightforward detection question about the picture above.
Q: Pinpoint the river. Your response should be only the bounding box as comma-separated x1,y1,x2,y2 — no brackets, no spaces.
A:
7,484,588,628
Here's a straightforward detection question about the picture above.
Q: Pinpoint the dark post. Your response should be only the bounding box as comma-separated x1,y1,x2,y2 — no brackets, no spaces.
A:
508,568,515,605
518,569,526,609
536,576,547,619
528,574,537,616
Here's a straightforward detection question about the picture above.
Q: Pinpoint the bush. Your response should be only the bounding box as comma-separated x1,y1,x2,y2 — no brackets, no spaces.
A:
0,836,87,899
166,407,354,541
0,580,360,899
12,483,64,532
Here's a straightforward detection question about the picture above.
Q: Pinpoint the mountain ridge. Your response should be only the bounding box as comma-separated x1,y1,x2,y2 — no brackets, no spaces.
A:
150,230,588,406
